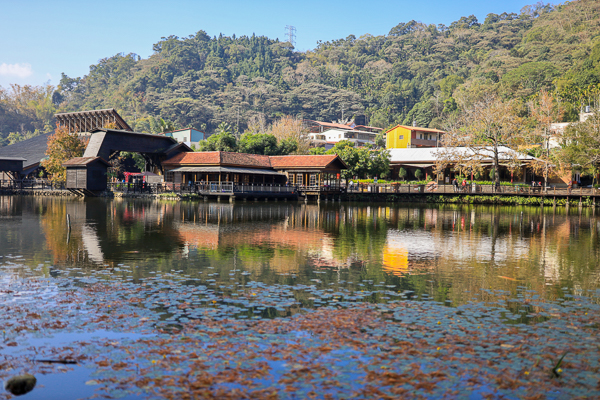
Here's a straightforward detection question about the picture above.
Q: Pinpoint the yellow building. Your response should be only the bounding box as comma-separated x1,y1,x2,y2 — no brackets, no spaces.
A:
385,125,445,149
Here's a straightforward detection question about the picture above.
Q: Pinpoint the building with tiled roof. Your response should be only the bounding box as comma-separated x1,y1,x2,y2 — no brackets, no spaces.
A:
162,151,346,188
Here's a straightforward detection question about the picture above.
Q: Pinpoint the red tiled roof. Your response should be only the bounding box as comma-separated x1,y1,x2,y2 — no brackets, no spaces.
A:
354,125,383,131
163,152,220,165
163,151,271,168
164,151,347,170
306,120,353,130
269,154,346,169
221,152,271,168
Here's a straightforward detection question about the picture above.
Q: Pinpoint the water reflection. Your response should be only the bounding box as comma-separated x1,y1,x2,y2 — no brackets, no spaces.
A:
1,196,599,304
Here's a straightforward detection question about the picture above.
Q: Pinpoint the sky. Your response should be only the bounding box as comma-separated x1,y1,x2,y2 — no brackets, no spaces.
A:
1,0,536,88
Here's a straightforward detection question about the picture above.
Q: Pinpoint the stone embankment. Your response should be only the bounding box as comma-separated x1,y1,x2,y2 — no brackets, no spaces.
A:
0,189,75,196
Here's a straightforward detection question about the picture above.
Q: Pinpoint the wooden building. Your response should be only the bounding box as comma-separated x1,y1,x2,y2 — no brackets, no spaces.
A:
0,157,25,181
162,152,347,189
64,157,111,192
162,152,286,185
0,133,53,179
55,109,132,135
270,155,347,188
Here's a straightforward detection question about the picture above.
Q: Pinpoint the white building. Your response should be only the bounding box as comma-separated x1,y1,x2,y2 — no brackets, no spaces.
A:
309,128,379,149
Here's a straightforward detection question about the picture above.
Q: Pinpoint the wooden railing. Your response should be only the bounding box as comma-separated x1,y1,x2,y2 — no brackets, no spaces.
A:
348,183,599,197
196,182,297,194
0,179,66,190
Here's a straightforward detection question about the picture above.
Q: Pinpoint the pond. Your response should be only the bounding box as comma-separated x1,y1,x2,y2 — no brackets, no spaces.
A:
1,196,599,399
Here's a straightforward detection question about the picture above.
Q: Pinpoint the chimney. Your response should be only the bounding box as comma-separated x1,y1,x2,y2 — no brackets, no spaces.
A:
585,105,591,113
412,120,416,127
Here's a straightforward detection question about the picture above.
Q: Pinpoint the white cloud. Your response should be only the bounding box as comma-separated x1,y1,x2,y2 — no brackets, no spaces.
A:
0,63,33,78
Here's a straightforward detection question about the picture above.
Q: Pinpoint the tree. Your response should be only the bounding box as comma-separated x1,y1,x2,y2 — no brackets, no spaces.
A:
527,89,564,187
149,117,178,134
326,141,390,181
268,116,311,154
41,125,86,182
436,94,525,186
374,131,386,148
238,132,297,155
414,169,423,180
197,132,238,152
398,167,407,180
557,107,600,185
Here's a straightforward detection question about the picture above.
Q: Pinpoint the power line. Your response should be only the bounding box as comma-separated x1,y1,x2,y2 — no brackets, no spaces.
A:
285,25,296,48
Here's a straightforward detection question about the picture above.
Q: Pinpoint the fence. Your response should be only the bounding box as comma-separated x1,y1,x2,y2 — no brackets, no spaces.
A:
0,179,66,190
348,183,599,197
108,181,297,195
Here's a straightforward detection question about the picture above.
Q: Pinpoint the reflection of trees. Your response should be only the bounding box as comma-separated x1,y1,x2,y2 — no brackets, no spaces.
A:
39,198,185,268
24,197,600,305
390,205,600,304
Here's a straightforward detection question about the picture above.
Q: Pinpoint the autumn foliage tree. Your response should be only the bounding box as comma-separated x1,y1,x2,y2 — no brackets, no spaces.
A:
41,125,85,182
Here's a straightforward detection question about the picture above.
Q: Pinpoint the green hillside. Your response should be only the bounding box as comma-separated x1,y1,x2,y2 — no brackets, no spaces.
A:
2,0,600,145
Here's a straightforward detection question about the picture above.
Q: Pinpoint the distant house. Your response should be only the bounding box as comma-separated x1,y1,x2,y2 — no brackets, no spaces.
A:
162,128,205,148
386,125,445,149
308,128,379,149
305,120,382,134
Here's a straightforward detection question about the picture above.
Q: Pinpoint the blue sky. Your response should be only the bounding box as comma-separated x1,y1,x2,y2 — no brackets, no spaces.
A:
1,0,535,88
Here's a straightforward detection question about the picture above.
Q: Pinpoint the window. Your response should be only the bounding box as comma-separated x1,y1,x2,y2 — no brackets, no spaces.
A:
309,173,317,186
296,173,303,185
183,137,187,142
165,171,174,182
399,135,404,140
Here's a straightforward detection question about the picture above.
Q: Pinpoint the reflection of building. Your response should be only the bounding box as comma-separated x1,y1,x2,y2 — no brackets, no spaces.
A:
173,204,343,272
382,241,408,276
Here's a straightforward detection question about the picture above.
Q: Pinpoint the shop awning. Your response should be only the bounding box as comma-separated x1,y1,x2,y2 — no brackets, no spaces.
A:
168,166,286,176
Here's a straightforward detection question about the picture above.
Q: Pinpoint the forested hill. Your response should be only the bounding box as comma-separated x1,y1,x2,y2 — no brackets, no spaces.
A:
2,0,600,144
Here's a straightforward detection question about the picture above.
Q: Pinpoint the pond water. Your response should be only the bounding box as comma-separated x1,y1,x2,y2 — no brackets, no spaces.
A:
1,196,600,399
1,196,599,305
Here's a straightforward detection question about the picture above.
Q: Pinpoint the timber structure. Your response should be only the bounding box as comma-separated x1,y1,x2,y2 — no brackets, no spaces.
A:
55,109,132,134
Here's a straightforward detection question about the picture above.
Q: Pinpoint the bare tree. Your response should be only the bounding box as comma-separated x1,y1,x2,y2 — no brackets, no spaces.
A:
527,89,564,187
436,94,526,185
268,116,311,154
